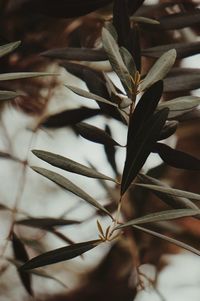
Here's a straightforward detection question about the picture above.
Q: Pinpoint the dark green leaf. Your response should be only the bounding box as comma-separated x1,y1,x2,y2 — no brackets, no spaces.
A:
32,149,115,181
42,107,100,128
16,218,80,229
32,167,112,218
159,10,200,30
121,108,169,194
128,0,145,14
104,125,119,176
20,240,101,270
76,122,120,146
12,232,33,296
158,121,178,140
154,143,200,170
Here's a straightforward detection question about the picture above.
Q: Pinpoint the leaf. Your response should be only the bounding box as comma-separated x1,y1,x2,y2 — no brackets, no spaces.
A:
32,166,112,218
164,68,200,92
121,108,169,195
42,107,100,128
142,41,200,59
138,173,199,210
0,41,21,58
104,125,119,176
16,218,80,229
127,80,164,144
159,10,200,30
154,143,200,170
42,47,106,61
136,183,200,202
158,121,178,140
116,209,200,229
76,122,120,146
8,258,67,288
32,149,115,181
12,232,33,296
127,0,145,14
119,47,137,79
0,90,22,101
20,240,101,270
140,49,176,91
158,96,200,119
102,27,132,94
0,72,57,81
131,16,160,25
21,0,113,18
133,225,200,256
66,85,117,107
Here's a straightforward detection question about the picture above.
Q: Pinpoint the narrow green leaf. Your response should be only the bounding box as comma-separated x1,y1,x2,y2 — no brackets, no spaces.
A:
140,49,177,91
20,240,101,270
119,47,137,79
0,90,22,101
136,183,200,202
0,72,57,81
121,108,169,195
0,41,21,58
76,122,121,147
133,225,200,256
32,149,115,182
102,27,132,94
16,218,80,229
32,167,112,218
66,85,117,107
116,209,200,229
158,96,200,119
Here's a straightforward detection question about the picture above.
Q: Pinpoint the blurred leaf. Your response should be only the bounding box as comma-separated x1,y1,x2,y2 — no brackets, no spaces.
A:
117,209,200,229
20,240,101,270
127,0,145,14
133,225,200,256
104,124,119,176
102,27,132,94
0,41,21,58
21,0,113,18
140,49,176,91
164,68,200,92
32,167,112,218
131,16,159,25
159,10,200,30
66,85,117,107
158,121,178,140
158,96,200,119
12,232,32,296
8,258,67,288
136,183,200,202
76,122,120,146
42,47,106,61
142,41,200,59
0,72,57,81
138,173,199,210
121,108,169,195
32,149,115,181
42,107,100,128
16,218,80,229
0,90,22,101
154,143,200,170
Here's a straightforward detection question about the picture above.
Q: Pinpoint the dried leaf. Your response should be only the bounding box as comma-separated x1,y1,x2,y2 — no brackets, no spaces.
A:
140,49,176,91
121,108,169,195
12,233,32,296
32,149,115,181
133,225,200,256
0,41,21,58
42,107,100,128
154,143,200,170
32,167,112,218
116,209,200,229
20,240,101,270
76,122,120,146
